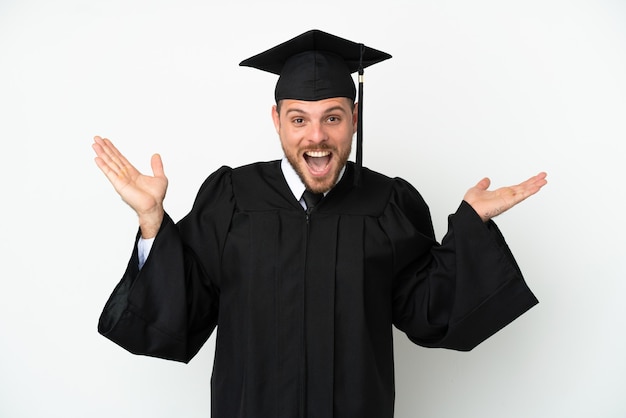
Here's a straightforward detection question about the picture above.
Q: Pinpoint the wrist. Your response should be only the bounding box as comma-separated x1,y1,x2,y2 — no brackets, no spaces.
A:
138,208,164,239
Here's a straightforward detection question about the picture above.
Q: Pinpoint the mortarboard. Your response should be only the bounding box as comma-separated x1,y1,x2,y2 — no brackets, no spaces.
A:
239,29,392,185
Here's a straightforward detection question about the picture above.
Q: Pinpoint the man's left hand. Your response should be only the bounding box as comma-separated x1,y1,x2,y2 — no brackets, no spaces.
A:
463,172,548,222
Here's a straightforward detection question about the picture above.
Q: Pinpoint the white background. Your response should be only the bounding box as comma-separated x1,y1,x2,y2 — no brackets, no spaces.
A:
1,0,625,417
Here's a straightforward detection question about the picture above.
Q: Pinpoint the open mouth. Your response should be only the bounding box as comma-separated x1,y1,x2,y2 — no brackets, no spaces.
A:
304,150,332,174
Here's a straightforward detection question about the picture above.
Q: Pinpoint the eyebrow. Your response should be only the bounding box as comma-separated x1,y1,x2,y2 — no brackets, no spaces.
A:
284,106,349,116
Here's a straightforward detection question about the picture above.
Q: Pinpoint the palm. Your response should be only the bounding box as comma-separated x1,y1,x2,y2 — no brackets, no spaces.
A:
92,136,168,218
464,172,547,222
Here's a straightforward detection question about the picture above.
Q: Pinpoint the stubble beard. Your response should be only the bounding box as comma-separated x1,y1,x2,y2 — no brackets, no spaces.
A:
284,145,351,194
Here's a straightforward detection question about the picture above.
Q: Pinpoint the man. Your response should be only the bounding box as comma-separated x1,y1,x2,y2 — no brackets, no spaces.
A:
93,30,547,418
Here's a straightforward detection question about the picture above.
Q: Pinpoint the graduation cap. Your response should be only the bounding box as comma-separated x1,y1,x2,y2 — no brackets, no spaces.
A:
239,29,392,185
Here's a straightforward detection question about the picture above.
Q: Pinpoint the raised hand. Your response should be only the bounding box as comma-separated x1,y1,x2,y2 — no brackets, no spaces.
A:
92,136,168,238
463,172,547,222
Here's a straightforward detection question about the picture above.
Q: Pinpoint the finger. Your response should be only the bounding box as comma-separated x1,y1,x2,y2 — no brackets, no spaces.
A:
474,177,491,191
94,154,124,186
519,172,548,195
528,172,547,185
92,141,124,177
151,153,166,178
101,137,133,173
96,137,139,179
533,172,548,189
92,141,120,174
506,173,548,206
93,136,120,163
93,154,111,175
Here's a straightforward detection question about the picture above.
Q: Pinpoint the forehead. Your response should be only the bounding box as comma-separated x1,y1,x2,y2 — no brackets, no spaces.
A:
280,97,353,114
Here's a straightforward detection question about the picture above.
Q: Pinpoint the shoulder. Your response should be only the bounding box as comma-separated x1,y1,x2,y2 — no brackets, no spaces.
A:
197,161,281,193
195,165,233,195
185,162,283,220
321,163,428,217
231,160,297,211
359,165,434,238
231,160,281,181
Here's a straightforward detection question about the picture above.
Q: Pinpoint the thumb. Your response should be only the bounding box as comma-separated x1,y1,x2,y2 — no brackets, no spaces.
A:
475,177,491,191
151,153,165,178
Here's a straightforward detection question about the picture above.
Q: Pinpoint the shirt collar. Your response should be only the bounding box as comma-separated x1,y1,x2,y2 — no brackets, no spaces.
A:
280,157,346,204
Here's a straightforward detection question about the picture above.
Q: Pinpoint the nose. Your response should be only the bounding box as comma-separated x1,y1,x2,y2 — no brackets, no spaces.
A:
307,121,328,144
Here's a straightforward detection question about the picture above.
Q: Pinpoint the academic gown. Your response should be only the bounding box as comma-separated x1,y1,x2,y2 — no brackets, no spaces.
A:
98,161,538,418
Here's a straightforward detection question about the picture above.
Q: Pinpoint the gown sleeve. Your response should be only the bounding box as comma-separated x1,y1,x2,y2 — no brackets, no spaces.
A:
98,166,235,362
386,178,538,351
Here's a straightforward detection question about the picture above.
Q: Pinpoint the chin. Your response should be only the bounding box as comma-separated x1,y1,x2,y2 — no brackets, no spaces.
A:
303,172,338,194
306,182,332,194
287,154,342,193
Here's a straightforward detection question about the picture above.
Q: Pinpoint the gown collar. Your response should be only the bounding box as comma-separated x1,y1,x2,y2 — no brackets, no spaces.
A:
280,157,346,207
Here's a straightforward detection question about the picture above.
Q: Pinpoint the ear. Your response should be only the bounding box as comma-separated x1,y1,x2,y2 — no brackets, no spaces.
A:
352,102,359,133
271,104,280,133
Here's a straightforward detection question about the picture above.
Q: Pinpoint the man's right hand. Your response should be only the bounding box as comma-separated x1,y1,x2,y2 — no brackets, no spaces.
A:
92,136,168,238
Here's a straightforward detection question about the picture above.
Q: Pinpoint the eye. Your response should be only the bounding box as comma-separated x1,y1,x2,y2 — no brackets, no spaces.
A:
292,117,305,125
326,115,341,123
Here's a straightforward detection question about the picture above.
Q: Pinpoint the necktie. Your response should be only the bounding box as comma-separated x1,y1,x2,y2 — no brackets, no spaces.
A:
302,190,323,215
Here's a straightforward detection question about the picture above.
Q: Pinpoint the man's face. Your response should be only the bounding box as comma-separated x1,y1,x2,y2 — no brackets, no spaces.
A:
272,97,357,194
